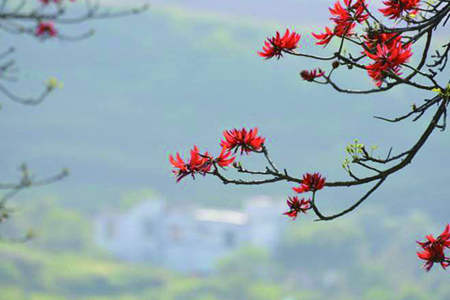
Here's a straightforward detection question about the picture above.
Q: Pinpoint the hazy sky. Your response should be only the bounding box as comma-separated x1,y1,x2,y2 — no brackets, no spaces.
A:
102,0,384,24
1,0,448,221
102,0,340,24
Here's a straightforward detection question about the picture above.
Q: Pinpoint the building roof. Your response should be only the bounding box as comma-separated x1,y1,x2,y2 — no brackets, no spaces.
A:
193,209,248,225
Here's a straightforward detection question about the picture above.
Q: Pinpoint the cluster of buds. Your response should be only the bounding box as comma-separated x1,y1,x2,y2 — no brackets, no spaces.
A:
342,139,378,175
344,139,377,164
432,84,450,99
45,77,64,90
346,139,365,161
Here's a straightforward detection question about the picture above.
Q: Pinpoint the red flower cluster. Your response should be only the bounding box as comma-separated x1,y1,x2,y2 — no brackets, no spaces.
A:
300,69,325,81
313,0,368,46
363,32,398,52
293,173,326,194
330,0,368,29
417,224,450,272
36,21,57,37
169,146,211,182
170,128,266,182
365,35,412,86
283,196,311,220
215,147,236,168
221,127,265,155
380,0,420,20
258,29,301,60
169,146,236,182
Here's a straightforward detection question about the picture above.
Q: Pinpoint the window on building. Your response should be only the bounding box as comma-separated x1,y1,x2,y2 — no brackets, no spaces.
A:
197,223,208,235
106,220,115,240
171,225,183,243
224,231,236,248
143,218,153,238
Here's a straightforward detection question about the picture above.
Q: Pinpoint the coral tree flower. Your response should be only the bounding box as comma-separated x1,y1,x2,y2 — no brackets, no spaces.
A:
417,224,450,272
293,173,326,194
214,147,235,168
313,0,368,46
312,27,336,47
380,0,420,20
221,127,265,155
258,29,301,59
330,0,368,29
283,196,311,220
169,146,211,182
300,69,325,81
365,35,412,86
363,32,398,51
36,21,57,37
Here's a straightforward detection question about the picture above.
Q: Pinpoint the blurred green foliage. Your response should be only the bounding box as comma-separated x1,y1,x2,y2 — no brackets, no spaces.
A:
0,195,449,300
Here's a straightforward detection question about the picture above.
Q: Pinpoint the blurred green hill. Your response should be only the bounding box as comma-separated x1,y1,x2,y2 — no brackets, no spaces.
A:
1,197,450,300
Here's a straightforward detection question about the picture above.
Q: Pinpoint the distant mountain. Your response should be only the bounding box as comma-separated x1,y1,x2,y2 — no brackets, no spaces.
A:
0,3,448,222
104,0,329,24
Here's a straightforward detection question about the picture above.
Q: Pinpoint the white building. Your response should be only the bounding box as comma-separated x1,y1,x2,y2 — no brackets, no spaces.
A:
95,196,287,273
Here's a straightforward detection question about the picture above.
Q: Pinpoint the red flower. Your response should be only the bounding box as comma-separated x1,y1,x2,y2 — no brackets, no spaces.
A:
329,0,368,29
363,32,398,52
220,127,265,155
365,35,412,86
417,225,450,272
283,196,311,220
313,23,355,47
344,0,366,10
312,27,336,47
258,29,301,60
36,21,57,37
380,0,420,20
417,244,449,272
214,147,235,168
313,0,367,47
417,224,450,249
300,69,325,81
169,146,211,182
293,173,326,193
